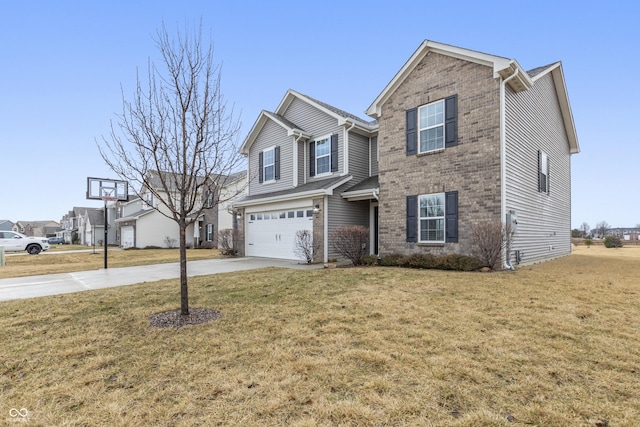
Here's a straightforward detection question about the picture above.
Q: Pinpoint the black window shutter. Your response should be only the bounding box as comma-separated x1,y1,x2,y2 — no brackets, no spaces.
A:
258,151,264,183
309,141,316,177
331,134,338,172
406,108,417,155
445,95,458,148
445,191,458,243
274,146,280,180
406,195,418,242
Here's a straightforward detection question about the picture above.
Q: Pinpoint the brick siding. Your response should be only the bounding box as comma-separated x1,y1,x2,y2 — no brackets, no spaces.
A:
378,52,503,256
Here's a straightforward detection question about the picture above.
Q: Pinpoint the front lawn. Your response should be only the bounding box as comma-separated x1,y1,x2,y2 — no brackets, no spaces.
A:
1,246,639,425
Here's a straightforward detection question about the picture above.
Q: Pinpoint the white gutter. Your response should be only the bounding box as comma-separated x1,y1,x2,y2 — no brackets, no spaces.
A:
342,120,356,175
292,131,306,187
500,65,519,271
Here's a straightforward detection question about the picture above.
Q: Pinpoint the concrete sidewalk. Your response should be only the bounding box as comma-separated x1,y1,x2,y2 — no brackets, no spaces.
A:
0,257,323,302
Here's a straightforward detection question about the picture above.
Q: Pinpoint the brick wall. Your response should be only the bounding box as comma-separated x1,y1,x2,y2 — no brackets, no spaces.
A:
378,52,502,256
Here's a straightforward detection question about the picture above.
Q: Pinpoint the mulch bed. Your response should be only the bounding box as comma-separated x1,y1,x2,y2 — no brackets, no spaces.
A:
149,308,221,329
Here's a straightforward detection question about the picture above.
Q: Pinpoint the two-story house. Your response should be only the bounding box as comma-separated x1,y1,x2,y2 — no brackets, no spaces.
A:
233,90,379,261
235,40,579,267
115,170,246,249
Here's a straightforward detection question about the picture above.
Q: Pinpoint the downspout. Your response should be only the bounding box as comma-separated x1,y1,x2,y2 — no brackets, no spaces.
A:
293,132,305,187
343,120,356,175
501,66,519,270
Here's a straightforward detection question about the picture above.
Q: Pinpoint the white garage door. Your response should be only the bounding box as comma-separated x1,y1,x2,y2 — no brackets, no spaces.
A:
246,208,314,260
121,226,134,249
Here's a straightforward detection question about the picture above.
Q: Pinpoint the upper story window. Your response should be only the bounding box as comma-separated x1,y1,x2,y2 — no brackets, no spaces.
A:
310,134,338,177
263,147,275,182
418,100,445,153
258,146,280,183
538,150,550,194
316,137,331,175
406,95,457,156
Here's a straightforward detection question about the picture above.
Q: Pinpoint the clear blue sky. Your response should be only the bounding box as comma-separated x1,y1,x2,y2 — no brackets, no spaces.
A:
1,1,638,230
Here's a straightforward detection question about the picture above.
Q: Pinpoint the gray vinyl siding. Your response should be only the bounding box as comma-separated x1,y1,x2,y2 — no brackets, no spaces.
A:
348,132,371,183
283,98,344,183
327,183,370,258
370,135,379,176
248,120,294,196
505,73,572,265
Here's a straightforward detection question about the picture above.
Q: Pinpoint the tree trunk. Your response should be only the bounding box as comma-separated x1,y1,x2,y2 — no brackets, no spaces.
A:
179,222,189,315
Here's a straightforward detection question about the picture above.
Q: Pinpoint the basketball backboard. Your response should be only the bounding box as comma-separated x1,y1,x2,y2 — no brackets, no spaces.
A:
86,177,129,201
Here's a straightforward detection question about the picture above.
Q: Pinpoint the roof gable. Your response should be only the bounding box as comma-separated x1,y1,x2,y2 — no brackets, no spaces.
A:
366,40,533,118
529,62,580,154
241,89,377,155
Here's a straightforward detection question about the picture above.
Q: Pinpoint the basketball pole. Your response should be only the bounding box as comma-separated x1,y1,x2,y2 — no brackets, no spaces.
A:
104,198,108,269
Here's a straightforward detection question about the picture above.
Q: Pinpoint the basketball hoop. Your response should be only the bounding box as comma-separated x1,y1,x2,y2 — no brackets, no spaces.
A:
101,196,119,204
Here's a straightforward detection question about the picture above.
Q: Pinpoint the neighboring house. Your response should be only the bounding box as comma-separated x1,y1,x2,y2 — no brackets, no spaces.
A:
234,89,378,261
235,40,579,267
76,208,111,246
115,170,245,249
12,221,61,237
60,207,93,244
216,171,247,247
0,220,14,231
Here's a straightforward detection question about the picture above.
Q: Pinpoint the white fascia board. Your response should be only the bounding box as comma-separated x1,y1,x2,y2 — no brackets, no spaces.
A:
340,188,380,201
240,110,310,154
526,62,579,154
234,176,353,208
366,40,514,118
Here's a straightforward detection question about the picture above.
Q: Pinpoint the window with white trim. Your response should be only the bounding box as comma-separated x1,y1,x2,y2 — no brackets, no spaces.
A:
418,99,445,153
206,224,214,241
419,193,445,242
315,137,331,175
263,147,275,182
538,151,550,193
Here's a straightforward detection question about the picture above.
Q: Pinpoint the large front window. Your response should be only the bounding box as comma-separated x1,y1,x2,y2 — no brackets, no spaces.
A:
418,100,445,153
263,147,275,182
419,193,445,242
316,137,331,175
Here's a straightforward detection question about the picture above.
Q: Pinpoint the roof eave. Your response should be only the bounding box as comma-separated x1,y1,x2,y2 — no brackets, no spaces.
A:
366,40,519,118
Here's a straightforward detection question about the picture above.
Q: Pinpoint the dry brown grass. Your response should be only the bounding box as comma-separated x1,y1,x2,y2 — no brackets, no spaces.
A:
0,248,221,278
1,246,639,425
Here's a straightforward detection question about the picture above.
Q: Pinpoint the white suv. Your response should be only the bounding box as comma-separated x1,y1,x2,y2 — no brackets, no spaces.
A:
0,231,50,254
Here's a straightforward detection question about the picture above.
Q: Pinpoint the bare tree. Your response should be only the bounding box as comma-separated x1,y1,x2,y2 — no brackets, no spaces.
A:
580,222,590,238
470,220,516,270
329,225,369,266
99,21,244,315
293,230,321,264
595,221,610,239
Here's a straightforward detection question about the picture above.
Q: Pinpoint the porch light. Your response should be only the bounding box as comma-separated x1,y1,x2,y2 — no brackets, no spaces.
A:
313,205,320,214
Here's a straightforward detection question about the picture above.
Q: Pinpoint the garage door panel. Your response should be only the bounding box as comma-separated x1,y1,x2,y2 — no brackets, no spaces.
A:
246,209,313,260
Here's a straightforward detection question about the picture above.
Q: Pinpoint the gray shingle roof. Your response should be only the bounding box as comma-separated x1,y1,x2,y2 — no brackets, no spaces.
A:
344,175,379,193
236,175,352,203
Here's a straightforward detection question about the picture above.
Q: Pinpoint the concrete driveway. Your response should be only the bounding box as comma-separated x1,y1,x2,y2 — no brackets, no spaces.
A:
0,257,323,302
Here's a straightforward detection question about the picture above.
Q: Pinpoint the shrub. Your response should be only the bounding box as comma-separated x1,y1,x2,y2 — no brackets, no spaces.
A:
584,238,593,248
329,225,369,266
379,253,406,267
164,236,177,249
603,235,624,248
200,241,216,249
470,221,504,269
293,230,320,264
378,252,482,271
401,253,437,269
361,255,378,266
434,254,483,271
218,228,238,256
